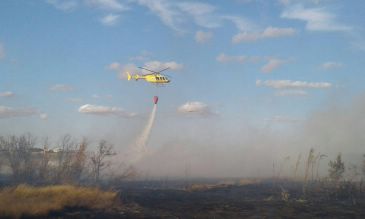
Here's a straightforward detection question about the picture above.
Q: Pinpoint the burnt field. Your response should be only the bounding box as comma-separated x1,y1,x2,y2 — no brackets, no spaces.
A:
115,180,365,219
44,179,365,219
1,179,365,218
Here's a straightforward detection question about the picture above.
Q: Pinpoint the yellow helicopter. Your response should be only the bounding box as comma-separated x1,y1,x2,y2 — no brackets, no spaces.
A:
127,67,171,84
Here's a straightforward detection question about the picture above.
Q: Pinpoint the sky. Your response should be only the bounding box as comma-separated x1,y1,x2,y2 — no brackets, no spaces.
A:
1,0,365,177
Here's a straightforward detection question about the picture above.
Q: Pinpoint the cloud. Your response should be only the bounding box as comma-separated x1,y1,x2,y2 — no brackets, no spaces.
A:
46,0,78,11
321,61,343,70
256,79,332,89
279,0,329,6
177,2,220,29
129,51,152,61
143,60,183,71
216,53,260,64
232,26,296,43
261,26,296,38
281,5,351,32
135,0,183,32
108,62,121,71
222,16,255,32
108,62,139,79
92,94,112,100
40,113,48,120
275,90,308,96
100,13,120,26
0,91,15,98
177,101,213,115
261,58,288,73
195,31,213,43
50,84,74,92
134,1,225,33
0,43,5,59
0,106,38,118
78,104,136,117
85,0,128,11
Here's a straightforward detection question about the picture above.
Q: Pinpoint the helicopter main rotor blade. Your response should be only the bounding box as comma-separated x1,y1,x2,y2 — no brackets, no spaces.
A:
158,67,170,73
139,66,170,74
138,67,159,74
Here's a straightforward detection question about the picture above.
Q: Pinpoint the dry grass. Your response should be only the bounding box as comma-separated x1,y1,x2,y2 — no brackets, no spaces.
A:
0,184,118,218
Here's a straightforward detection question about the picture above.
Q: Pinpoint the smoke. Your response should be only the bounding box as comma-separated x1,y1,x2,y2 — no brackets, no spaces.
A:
129,93,365,179
127,104,157,164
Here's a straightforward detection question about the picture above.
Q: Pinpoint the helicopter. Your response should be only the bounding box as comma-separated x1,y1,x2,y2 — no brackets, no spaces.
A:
127,67,171,84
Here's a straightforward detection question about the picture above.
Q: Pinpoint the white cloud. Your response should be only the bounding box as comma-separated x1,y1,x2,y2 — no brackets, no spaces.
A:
222,16,255,32
46,0,78,11
0,91,15,98
177,2,220,29
233,26,296,43
100,13,120,26
177,101,213,115
129,51,152,61
261,58,288,73
0,43,5,59
78,104,136,117
0,106,38,118
143,60,183,71
279,0,326,6
108,62,139,79
91,94,112,100
195,31,213,43
50,84,74,92
275,90,308,96
261,26,296,38
135,0,183,32
256,79,332,89
281,5,351,32
108,62,121,71
321,61,343,70
40,113,48,120
216,53,260,64
85,0,128,11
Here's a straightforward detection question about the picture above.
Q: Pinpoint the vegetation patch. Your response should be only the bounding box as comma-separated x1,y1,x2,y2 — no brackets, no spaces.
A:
0,184,118,218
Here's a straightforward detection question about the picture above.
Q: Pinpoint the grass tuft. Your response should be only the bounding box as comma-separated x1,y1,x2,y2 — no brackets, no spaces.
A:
0,184,118,218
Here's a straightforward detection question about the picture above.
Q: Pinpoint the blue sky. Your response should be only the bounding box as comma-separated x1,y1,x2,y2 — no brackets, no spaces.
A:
1,0,365,148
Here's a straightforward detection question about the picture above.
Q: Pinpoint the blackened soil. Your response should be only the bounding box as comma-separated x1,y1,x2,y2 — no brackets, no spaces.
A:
33,181,365,219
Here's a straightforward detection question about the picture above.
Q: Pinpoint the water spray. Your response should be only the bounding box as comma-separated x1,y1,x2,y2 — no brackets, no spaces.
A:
128,96,158,163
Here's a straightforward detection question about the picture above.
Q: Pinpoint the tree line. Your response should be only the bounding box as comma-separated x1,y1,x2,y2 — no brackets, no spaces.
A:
0,134,135,185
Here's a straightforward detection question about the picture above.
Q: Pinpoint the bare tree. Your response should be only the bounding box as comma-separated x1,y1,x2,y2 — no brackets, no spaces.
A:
315,154,327,181
0,134,36,182
90,140,116,184
54,135,77,183
70,138,88,183
360,154,365,192
304,148,315,183
362,154,365,177
328,153,345,183
294,153,302,180
38,137,50,183
347,163,360,182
